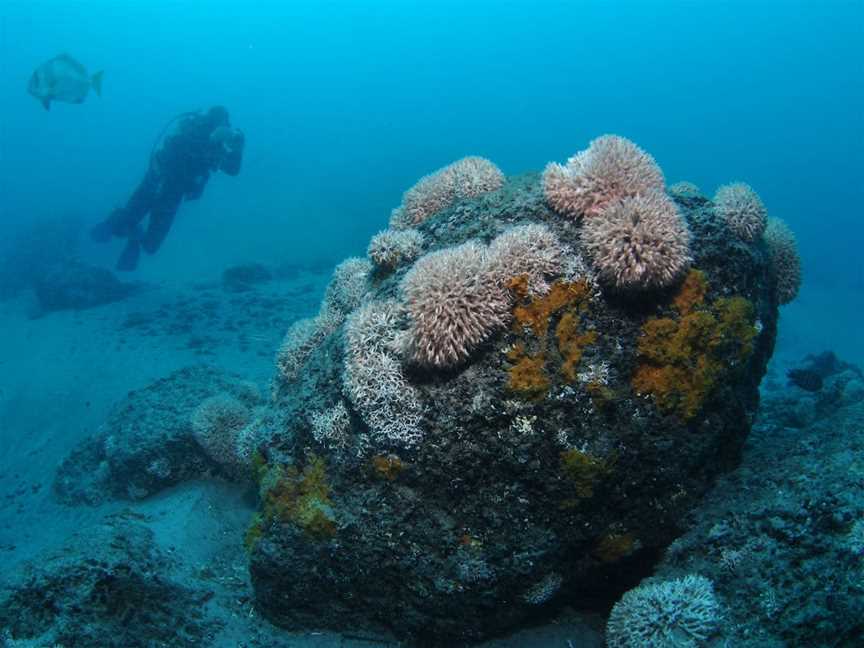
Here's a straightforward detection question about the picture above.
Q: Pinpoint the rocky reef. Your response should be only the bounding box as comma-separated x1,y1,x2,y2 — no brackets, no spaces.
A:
221,262,274,293
244,148,785,643
33,260,140,314
54,365,263,505
642,355,864,646
42,140,807,646
0,516,218,647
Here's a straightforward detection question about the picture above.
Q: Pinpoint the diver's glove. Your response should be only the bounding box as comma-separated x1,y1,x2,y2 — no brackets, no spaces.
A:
225,128,244,153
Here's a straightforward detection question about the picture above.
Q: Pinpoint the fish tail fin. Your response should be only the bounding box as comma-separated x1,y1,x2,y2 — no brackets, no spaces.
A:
91,70,104,97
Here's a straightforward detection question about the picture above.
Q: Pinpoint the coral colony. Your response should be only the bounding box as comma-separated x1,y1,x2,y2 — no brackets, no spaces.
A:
234,136,801,642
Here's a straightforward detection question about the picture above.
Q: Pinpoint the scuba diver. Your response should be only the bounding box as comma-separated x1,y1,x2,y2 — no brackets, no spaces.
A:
91,105,245,271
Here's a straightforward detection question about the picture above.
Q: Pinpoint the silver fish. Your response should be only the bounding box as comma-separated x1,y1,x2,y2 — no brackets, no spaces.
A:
28,54,103,111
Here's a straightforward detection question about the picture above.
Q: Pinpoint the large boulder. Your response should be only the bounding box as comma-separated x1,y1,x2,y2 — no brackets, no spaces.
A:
33,260,139,313
246,171,780,643
0,216,83,300
54,365,262,505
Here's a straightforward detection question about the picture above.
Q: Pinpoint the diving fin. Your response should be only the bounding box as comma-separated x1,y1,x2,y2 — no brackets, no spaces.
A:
90,219,113,243
117,238,141,272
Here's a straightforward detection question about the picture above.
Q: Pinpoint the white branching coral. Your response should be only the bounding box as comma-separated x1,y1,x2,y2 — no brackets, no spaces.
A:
343,300,423,448
522,572,563,605
581,192,691,290
310,401,352,451
714,182,768,242
367,228,425,270
275,258,371,385
388,206,412,230
275,310,340,384
606,574,721,648
543,135,665,219
323,257,372,315
275,317,319,382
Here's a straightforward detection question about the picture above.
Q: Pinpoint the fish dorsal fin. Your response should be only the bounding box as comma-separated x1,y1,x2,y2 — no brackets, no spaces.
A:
55,53,87,75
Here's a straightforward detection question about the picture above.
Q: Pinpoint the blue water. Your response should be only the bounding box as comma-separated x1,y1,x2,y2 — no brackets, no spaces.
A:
3,1,861,284
1,1,863,645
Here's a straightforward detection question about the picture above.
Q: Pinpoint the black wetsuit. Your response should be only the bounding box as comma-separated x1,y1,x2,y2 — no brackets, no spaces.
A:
92,108,244,270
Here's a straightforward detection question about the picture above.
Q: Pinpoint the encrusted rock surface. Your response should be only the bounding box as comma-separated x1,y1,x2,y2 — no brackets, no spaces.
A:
222,262,274,292
33,260,140,313
54,365,261,505
0,517,217,647
652,363,864,646
248,174,780,643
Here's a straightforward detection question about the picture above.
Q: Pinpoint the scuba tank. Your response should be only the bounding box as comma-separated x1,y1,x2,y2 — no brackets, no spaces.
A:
147,110,199,173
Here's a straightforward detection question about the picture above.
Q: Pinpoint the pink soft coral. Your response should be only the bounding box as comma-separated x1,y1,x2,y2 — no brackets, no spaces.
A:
763,217,802,305
397,156,504,227
543,135,665,218
581,191,691,290
401,242,510,368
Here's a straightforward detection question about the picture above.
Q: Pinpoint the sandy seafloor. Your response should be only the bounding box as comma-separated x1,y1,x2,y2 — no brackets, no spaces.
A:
0,262,859,647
